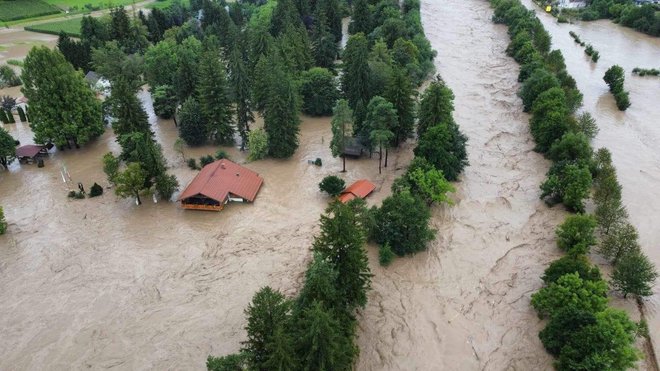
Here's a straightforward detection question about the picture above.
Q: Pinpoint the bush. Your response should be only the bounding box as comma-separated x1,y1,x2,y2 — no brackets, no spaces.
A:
379,243,396,266
555,214,597,255
214,150,229,160
155,173,179,201
89,183,104,197
519,68,560,112
547,132,592,163
319,175,345,197
0,65,21,88
247,129,269,161
0,206,6,235
542,255,602,284
187,158,199,170
614,90,630,111
68,190,85,199
199,155,215,167
540,163,592,212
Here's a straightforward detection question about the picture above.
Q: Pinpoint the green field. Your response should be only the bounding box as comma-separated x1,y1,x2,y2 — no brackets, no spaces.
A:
146,0,189,9
43,0,138,10
24,17,82,37
0,0,61,22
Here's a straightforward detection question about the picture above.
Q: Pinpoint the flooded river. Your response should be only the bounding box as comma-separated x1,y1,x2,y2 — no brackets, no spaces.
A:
356,0,659,369
1,1,659,369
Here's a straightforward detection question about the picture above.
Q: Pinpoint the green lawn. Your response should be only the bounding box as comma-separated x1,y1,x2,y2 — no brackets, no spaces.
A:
0,0,61,22
24,17,82,37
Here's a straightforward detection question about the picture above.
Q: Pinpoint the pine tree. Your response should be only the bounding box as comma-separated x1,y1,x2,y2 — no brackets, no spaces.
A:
295,301,352,371
417,77,455,137
197,39,234,144
178,98,207,146
229,45,254,150
316,0,342,42
111,78,152,138
264,60,300,158
271,0,302,36
242,287,291,371
175,36,202,103
312,202,371,310
414,122,469,181
311,9,339,70
349,0,371,36
330,100,354,172
276,25,313,75
385,67,415,146
263,325,298,371
342,33,371,112
0,127,17,169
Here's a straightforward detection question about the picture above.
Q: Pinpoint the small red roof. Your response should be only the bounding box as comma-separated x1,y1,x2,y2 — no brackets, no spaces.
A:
16,144,44,158
338,179,376,203
178,159,263,203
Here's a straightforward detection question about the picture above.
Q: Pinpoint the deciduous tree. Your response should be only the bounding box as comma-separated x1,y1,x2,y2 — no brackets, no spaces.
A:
611,251,658,299
21,46,104,148
0,127,17,169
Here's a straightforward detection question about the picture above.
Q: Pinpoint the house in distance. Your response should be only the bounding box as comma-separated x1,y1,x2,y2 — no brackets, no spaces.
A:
178,159,264,211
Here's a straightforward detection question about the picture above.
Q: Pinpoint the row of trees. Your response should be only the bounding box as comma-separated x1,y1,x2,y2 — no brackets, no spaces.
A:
207,201,371,370
604,65,631,111
368,75,467,265
490,0,657,368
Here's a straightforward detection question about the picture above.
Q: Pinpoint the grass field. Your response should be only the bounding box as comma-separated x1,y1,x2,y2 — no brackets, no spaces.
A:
24,17,82,37
0,0,61,22
146,0,189,9
43,0,138,10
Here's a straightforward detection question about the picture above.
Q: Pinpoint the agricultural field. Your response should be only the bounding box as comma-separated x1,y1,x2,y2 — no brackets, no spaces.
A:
43,0,137,11
24,17,82,37
146,0,189,9
0,0,61,22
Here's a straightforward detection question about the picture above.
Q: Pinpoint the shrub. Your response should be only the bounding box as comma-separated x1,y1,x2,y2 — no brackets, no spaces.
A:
319,175,345,197
0,65,21,88
0,206,6,235
187,158,199,170
199,155,215,167
379,243,395,266
314,158,322,166
68,190,85,199
247,129,269,161
89,183,104,197
214,150,229,160
155,174,179,201
614,90,630,111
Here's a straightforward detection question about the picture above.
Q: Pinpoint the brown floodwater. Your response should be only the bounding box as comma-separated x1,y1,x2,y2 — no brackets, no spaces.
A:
1,2,659,369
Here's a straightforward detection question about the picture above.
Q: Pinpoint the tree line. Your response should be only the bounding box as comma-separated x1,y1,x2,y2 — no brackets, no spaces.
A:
579,0,660,37
491,0,657,369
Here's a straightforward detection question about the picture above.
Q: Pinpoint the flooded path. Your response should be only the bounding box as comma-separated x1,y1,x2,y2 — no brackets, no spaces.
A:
356,0,568,369
517,2,660,361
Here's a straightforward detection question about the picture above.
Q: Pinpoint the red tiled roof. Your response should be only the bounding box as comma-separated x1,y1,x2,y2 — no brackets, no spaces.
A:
178,159,264,203
16,145,44,158
338,179,376,203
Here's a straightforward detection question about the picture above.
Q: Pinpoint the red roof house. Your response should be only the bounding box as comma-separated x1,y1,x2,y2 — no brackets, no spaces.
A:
178,159,264,211
338,179,376,204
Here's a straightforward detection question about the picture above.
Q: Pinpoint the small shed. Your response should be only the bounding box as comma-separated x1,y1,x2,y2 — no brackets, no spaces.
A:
16,144,47,164
178,159,264,211
342,137,366,158
338,179,376,204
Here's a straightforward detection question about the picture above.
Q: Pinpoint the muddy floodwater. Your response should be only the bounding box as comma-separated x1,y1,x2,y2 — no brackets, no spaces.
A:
1,0,659,369
356,0,659,370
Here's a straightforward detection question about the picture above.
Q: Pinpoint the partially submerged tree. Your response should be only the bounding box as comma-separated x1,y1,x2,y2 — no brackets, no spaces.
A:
0,127,17,169
329,100,354,172
319,175,345,197
611,251,658,299
114,162,147,205
21,46,104,148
